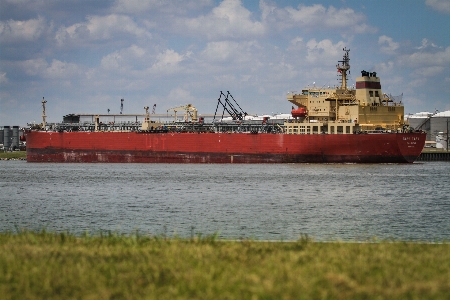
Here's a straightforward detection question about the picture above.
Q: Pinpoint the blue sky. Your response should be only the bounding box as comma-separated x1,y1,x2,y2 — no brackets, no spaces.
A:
1,0,449,126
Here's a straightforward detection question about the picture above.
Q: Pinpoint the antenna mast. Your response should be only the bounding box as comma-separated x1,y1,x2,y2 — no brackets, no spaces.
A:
41,97,47,128
336,48,350,90
120,98,124,114
144,106,150,122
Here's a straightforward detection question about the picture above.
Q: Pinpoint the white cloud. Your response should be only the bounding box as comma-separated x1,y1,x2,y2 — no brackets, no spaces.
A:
20,58,48,76
0,72,8,84
305,39,347,64
101,53,124,71
155,49,185,66
199,40,262,70
112,0,213,15
92,47,189,88
167,88,196,104
174,0,265,39
426,0,450,14
416,38,441,50
0,16,47,43
267,61,297,81
260,1,376,33
19,58,82,79
45,59,81,79
112,0,167,13
150,49,189,74
2,0,58,7
128,45,146,58
101,45,147,71
376,61,395,74
202,41,240,62
287,37,305,52
378,35,400,55
398,46,450,68
55,14,151,46
414,66,445,77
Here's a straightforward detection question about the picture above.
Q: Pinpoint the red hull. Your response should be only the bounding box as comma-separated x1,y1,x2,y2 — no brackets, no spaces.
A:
25,131,426,163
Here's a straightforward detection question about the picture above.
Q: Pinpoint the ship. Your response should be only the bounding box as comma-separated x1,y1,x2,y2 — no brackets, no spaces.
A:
26,48,426,163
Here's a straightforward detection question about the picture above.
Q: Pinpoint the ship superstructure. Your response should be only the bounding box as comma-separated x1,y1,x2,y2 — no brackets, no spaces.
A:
286,48,405,135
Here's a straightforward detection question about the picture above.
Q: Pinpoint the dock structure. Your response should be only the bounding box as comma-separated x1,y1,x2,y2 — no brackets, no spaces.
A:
417,151,450,161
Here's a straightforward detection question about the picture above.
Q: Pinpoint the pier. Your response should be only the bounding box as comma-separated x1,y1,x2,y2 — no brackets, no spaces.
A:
417,149,450,161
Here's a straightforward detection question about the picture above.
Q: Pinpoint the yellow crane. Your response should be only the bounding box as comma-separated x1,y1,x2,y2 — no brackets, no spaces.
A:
166,104,198,122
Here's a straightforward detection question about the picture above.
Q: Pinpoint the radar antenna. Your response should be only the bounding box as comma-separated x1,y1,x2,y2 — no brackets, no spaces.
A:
336,48,350,90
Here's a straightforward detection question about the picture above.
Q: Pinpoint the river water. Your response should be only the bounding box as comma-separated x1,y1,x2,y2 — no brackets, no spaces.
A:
0,161,449,241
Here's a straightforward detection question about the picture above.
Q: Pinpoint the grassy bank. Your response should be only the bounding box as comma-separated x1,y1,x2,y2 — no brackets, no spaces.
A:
0,231,449,299
0,151,26,160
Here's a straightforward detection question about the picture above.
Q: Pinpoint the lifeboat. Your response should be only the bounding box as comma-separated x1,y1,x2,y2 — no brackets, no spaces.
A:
291,107,307,118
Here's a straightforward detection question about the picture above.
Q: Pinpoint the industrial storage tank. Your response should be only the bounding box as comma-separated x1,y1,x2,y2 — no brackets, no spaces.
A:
3,126,11,149
12,126,19,150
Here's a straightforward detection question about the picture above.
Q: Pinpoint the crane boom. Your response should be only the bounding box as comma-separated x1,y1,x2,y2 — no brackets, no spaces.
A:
166,104,198,122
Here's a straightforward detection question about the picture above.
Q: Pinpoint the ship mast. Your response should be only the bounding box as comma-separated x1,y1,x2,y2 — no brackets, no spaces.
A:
41,97,47,128
336,48,350,90
144,106,150,123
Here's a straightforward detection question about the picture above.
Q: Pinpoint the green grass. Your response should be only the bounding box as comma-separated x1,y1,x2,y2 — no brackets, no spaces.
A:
0,231,449,299
0,151,26,159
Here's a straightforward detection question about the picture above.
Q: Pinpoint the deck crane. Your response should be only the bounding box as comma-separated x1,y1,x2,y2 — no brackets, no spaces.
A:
213,91,247,121
166,104,198,122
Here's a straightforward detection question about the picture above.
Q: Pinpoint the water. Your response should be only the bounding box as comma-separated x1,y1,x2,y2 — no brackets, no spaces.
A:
0,161,449,241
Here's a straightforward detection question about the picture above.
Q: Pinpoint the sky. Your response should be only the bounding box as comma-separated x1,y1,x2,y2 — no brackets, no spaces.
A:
1,0,449,126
